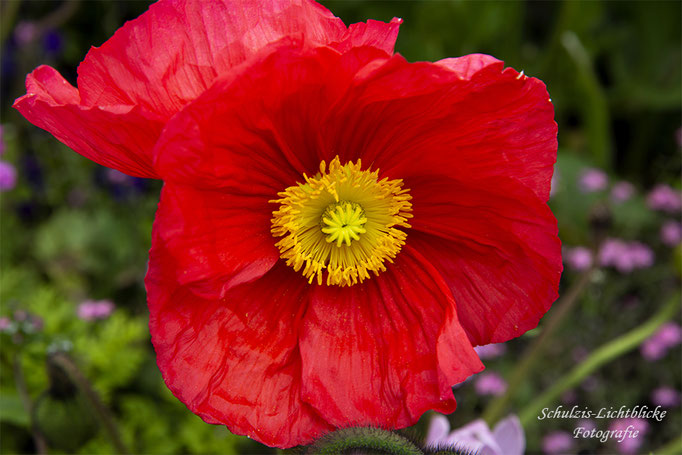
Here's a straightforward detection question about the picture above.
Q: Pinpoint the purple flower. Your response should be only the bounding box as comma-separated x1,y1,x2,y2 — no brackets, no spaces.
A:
564,246,593,271
474,343,507,360
627,242,654,269
610,181,635,203
542,431,574,454
426,414,525,455
0,317,11,332
640,322,682,361
77,300,115,321
598,238,654,273
661,221,682,246
578,168,608,193
651,387,680,407
105,168,132,185
14,21,38,46
43,29,63,55
657,322,682,345
0,161,16,191
474,372,507,396
640,339,667,361
608,418,648,455
647,184,682,213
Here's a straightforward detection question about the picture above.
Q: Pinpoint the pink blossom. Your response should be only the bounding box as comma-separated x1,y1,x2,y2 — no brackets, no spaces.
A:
661,221,682,246
542,431,574,454
0,161,16,191
577,418,596,432
599,238,654,273
609,418,648,455
77,300,115,321
564,246,593,271
474,372,507,396
14,21,38,46
0,317,11,331
610,181,635,203
640,322,682,361
578,168,608,193
105,168,132,184
651,387,680,407
647,184,681,213
656,322,682,345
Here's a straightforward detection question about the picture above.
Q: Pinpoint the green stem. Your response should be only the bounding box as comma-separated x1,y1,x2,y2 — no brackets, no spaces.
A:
307,428,422,455
50,353,129,454
518,294,680,426
482,267,595,426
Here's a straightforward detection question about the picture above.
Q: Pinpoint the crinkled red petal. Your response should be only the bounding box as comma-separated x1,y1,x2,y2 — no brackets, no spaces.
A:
326,53,557,201
407,174,562,345
153,41,390,188
299,246,483,429
12,66,161,178
151,182,279,298
14,0,401,178
77,0,398,118
147,247,333,448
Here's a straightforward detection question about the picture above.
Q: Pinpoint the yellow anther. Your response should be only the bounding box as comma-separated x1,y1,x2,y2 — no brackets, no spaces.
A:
270,157,412,287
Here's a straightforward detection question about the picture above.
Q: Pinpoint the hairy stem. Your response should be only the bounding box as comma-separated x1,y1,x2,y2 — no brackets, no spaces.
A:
307,428,423,455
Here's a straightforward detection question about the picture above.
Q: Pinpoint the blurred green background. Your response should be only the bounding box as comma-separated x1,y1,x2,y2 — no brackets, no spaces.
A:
0,1,680,454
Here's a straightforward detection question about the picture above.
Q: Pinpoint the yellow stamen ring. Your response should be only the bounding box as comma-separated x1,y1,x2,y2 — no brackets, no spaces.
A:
270,157,412,287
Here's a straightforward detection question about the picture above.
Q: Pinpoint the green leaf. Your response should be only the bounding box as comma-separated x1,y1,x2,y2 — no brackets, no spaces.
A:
0,391,29,427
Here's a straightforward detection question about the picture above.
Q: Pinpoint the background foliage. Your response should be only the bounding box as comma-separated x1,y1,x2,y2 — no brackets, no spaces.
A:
1,1,680,454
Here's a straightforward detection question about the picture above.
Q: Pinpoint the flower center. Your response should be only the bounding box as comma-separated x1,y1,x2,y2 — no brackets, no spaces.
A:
271,157,412,287
320,201,367,247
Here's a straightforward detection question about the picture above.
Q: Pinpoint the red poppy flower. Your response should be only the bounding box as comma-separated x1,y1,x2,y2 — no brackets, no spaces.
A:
14,0,561,449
